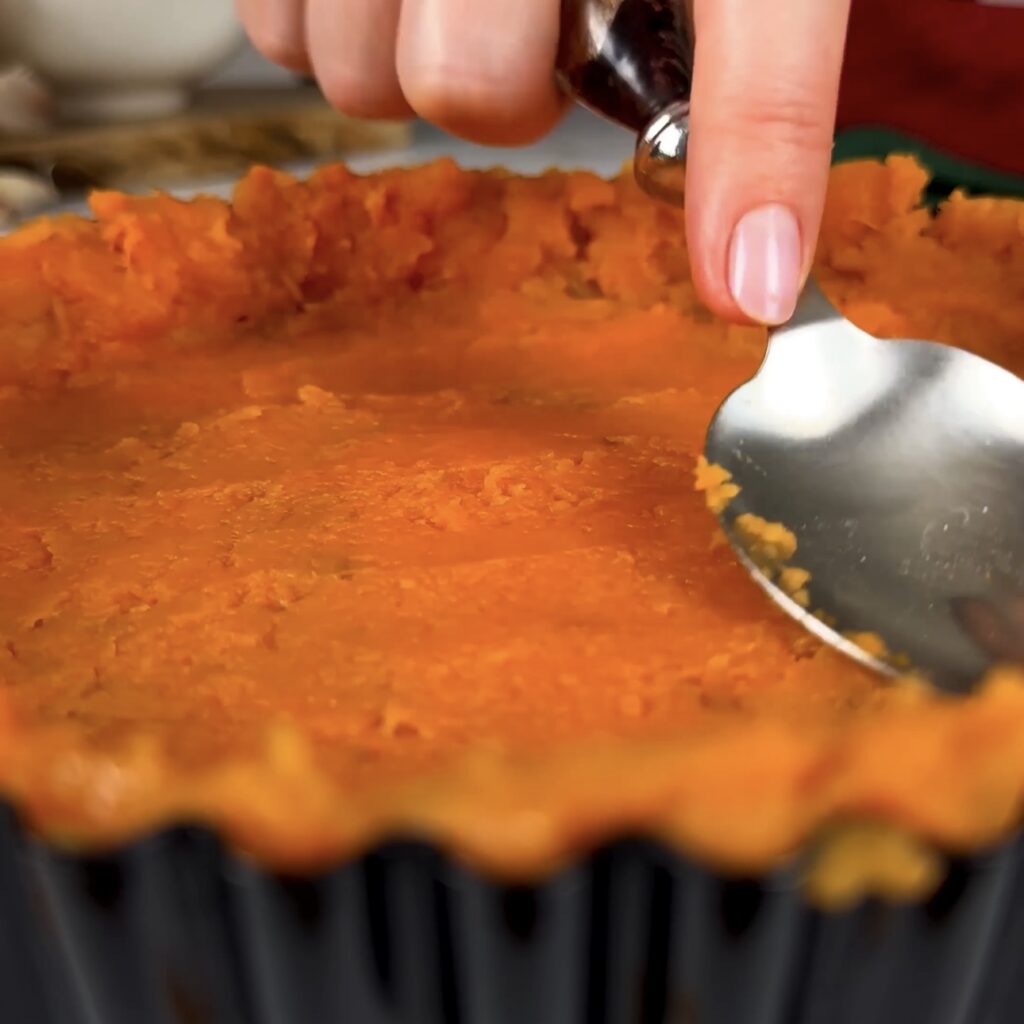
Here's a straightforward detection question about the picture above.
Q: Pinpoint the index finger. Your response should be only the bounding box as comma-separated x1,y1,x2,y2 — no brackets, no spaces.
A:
686,0,851,324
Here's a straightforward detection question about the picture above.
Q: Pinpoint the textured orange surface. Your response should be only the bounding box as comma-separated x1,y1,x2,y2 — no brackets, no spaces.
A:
0,156,1021,878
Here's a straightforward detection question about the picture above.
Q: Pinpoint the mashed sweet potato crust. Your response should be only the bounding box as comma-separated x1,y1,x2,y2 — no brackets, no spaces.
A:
0,156,1021,888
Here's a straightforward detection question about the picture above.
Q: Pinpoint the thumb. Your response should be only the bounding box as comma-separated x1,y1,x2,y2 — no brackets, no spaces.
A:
686,0,851,325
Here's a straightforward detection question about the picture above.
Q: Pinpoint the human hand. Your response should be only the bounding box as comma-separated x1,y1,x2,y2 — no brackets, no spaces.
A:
237,0,852,326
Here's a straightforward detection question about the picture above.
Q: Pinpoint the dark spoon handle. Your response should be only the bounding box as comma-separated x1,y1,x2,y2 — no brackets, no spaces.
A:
555,0,695,202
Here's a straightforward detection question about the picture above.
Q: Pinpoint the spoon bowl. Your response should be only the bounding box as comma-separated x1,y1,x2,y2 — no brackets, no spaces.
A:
704,280,1024,692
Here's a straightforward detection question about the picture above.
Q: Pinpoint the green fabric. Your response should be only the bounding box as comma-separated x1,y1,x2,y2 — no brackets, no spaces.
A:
833,127,1024,203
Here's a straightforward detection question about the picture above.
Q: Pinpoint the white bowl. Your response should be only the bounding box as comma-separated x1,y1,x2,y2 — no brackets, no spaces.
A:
0,0,245,122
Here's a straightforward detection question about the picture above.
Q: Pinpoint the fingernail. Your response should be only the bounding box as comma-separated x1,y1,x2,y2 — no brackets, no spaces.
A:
727,204,802,324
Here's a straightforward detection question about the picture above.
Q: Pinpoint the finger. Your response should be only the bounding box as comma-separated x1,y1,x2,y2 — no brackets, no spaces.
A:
686,0,851,324
397,0,566,145
236,0,311,72
307,0,414,120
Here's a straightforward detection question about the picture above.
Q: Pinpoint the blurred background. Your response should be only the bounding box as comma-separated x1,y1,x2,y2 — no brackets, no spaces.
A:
0,0,1020,225
0,0,631,225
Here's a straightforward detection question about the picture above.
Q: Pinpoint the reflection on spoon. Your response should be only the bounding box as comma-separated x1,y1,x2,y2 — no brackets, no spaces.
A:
951,592,1024,665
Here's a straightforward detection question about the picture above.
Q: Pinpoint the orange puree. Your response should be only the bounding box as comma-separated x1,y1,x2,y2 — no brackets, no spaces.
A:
0,155,1021,882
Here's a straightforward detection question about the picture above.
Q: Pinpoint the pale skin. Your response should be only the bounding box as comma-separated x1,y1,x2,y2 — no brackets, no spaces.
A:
237,0,852,326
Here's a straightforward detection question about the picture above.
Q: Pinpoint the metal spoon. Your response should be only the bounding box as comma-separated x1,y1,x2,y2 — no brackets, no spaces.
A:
558,0,1024,691
705,282,1024,693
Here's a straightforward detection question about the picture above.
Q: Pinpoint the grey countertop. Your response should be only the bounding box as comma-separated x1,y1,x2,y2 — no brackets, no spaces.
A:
345,106,634,178
43,105,635,216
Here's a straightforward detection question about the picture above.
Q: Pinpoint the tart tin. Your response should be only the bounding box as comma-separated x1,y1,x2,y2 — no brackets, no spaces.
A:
1,804,1022,1023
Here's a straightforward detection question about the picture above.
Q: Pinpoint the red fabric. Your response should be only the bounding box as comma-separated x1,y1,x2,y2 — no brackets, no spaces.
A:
837,0,1024,174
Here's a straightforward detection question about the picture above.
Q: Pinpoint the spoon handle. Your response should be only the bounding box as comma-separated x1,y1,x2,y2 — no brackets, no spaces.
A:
555,0,695,202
